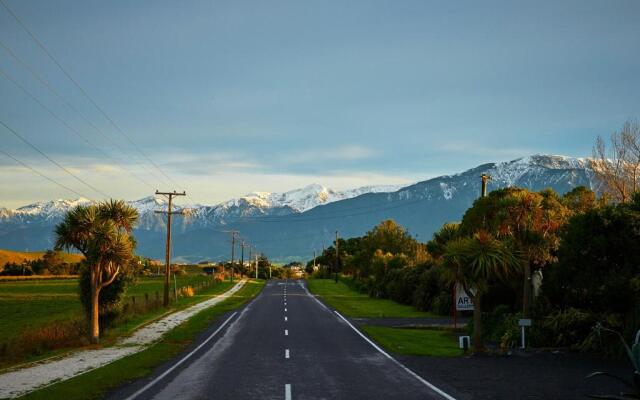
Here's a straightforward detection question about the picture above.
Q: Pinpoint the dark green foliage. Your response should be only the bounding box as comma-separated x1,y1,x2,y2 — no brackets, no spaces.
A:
530,308,596,349
543,199,640,342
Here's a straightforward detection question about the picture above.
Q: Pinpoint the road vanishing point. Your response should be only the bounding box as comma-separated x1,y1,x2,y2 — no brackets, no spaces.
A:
109,279,455,400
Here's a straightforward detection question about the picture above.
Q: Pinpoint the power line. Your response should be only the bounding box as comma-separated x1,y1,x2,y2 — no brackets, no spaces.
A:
0,64,156,190
0,117,109,198
0,148,90,199
0,38,167,188
0,0,182,190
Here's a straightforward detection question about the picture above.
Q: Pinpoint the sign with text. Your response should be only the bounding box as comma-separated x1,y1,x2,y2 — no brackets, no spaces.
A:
455,283,475,311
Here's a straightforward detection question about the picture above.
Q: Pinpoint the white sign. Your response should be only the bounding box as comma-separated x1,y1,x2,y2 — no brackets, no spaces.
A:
455,282,475,311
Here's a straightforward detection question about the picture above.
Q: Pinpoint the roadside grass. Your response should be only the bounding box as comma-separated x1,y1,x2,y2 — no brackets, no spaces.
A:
307,279,433,318
361,325,463,357
17,279,265,400
0,275,227,369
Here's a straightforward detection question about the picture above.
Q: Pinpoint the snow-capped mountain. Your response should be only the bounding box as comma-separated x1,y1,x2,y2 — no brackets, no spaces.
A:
0,154,597,261
212,183,405,218
0,183,407,229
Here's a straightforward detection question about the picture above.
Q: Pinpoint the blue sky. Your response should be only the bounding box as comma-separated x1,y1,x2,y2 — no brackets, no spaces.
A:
1,0,639,207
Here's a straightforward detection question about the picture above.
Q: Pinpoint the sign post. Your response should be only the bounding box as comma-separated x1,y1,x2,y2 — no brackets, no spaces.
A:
518,318,532,349
455,283,475,311
453,283,475,329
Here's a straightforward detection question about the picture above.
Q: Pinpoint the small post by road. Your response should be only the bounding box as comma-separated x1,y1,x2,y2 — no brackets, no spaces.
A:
155,190,186,307
255,252,259,280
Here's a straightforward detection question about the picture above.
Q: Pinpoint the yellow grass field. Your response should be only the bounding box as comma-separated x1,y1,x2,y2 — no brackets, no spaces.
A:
0,249,84,269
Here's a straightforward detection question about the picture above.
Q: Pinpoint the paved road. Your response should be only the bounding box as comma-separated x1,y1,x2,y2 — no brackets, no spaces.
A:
110,280,454,400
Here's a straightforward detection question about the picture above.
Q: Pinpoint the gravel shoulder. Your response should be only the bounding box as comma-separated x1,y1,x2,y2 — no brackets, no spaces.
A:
0,280,246,399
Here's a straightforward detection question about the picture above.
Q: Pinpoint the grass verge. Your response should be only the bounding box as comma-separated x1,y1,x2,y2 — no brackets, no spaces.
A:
307,279,433,318
0,276,228,369
15,279,264,400
361,325,462,357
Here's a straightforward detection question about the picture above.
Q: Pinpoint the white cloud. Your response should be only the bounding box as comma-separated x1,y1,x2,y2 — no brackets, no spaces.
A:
281,145,376,164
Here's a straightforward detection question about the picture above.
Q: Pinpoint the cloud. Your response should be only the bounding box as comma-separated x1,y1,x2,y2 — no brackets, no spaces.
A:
281,145,376,164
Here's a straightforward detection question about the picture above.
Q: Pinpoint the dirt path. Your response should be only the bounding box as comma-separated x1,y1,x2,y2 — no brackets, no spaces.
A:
0,280,246,399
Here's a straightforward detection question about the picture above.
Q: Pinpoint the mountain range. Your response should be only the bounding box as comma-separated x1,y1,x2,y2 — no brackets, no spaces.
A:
0,155,596,262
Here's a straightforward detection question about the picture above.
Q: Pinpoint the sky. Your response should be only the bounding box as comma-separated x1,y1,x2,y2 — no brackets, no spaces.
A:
1,0,639,208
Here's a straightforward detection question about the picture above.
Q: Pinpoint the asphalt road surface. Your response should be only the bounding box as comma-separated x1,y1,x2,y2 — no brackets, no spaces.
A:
110,280,455,400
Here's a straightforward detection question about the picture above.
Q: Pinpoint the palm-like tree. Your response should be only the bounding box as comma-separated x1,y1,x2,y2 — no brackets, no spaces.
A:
499,190,566,318
444,231,521,353
55,200,138,344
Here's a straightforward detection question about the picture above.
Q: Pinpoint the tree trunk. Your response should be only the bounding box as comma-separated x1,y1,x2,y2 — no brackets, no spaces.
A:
472,293,484,354
522,261,532,318
90,268,100,344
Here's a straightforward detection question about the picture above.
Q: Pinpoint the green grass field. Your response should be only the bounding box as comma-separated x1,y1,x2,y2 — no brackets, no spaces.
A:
0,274,226,368
361,325,462,357
306,279,433,318
19,280,265,400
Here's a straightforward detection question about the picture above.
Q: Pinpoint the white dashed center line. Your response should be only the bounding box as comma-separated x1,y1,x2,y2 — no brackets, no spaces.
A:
284,316,288,322
285,349,290,359
285,308,287,312
285,329,288,336
285,384,292,400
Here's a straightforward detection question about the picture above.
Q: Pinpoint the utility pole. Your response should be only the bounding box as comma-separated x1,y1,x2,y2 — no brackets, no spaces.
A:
155,190,186,307
335,231,340,280
223,231,239,283
240,240,246,277
481,174,492,198
255,249,259,280
313,250,316,270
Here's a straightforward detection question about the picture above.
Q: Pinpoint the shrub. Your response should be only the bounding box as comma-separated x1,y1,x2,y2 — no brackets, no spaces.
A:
412,265,447,313
530,308,596,349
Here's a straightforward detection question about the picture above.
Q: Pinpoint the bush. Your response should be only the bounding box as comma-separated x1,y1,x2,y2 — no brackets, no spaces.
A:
530,308,596,349
544,202,640,341
412,265,448,313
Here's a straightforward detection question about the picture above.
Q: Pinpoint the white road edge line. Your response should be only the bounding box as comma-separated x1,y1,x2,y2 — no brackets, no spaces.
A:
285,349,290,359
301,283,330,312
334,311,457,400
124,312,238,400
285,383,292,400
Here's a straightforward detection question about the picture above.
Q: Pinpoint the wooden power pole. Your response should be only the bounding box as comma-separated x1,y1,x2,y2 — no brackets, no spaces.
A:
240,240,246,277
224,230,239,283
155,190,186,307
480,174,492,198
334,230,339,283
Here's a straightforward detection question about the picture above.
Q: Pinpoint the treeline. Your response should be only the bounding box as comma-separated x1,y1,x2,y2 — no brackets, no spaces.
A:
310,186,640,354
0,250,81,276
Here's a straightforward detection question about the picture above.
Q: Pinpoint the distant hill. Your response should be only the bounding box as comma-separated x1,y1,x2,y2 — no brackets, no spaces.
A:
0,249,84,269
0,154,596,262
